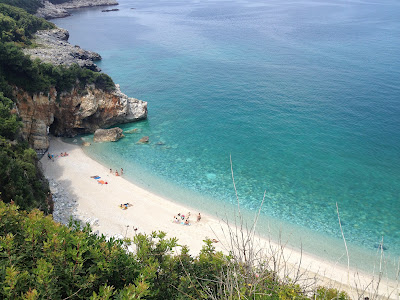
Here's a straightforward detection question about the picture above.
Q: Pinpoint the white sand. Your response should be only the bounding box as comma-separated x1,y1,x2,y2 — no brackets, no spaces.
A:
40,137,399,299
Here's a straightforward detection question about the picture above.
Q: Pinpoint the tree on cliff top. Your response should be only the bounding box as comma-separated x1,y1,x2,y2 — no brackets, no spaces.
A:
0,0,43,14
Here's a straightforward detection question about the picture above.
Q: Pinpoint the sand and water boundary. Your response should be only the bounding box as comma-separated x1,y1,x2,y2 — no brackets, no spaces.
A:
40,137,399,299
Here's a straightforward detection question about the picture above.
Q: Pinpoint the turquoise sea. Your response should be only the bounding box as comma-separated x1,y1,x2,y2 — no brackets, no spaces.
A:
54,0,400,276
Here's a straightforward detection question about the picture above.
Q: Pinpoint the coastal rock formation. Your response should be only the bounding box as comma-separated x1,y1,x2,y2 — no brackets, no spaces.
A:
23,28,101,71
36,0,119,19
93,127,124,142
14,84,147,150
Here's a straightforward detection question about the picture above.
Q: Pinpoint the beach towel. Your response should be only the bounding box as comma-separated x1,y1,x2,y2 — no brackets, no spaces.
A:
98,180,105,185
94,176,101,179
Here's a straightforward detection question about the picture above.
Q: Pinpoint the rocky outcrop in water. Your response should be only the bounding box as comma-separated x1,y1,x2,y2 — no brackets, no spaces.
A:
23,28,101,71
94,127,124,142
36,0,119,19
14,84,147,150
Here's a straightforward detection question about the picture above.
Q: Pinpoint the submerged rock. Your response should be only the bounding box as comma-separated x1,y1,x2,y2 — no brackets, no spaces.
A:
82,141,91,146
125,128,139,134
94,128,124,142
137,136,149,143
374,243,388,251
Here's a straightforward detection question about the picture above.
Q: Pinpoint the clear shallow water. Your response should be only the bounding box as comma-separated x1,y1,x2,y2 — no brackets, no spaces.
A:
55,0,400,276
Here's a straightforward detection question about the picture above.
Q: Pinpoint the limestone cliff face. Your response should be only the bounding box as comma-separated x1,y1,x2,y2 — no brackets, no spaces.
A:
14,84,147,150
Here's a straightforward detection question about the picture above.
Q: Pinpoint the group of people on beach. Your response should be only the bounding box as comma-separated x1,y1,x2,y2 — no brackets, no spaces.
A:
47,151,69,161
110,168,124,176
173,212,201,226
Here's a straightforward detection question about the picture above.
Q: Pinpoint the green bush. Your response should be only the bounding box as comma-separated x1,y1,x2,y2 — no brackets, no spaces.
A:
0,138,50,212
0,93,20,139
0,0,43,14
0,3,54,43
0,202,352,299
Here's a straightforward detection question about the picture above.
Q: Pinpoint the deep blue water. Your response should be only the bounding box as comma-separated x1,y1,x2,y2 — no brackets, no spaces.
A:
54,0,400,275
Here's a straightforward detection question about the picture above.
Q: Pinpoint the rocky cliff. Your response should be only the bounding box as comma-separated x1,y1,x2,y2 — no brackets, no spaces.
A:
23,28,101,71
18,27,147,151
36,0,118,19
14,84,147,150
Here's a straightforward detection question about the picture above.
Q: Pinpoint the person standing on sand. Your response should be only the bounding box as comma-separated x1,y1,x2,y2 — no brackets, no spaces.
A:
121,168,124,175
197,213,201,222
110,168,112,173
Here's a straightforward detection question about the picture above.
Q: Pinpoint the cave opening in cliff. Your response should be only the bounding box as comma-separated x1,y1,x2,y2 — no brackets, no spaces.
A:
49,118,61,136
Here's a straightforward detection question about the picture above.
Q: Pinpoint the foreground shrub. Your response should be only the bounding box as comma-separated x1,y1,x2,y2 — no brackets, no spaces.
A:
0,202,350,299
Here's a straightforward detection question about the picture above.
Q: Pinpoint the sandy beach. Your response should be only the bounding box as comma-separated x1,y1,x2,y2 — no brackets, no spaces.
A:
40,137,399,299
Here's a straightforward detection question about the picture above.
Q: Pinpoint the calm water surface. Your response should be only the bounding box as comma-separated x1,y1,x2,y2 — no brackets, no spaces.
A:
54,0,400,276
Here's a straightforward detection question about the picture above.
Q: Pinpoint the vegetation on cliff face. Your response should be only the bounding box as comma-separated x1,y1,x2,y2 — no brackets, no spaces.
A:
0,202,349,299
0,0,73,14
0,3,54,43
0,3,113,212
0,0,43,14
0,3,115,96
0,93,51,212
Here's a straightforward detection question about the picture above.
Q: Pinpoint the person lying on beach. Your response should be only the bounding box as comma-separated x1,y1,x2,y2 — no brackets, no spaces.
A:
119,203,132,209
173,216,180,224
64,152,69,156
184,219,190,226
212,239,219,243
120,204,128,210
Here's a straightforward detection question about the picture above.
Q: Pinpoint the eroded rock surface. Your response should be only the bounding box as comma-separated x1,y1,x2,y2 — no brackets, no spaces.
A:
23,28,101,71
94,127,124,142
14,84,147,150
